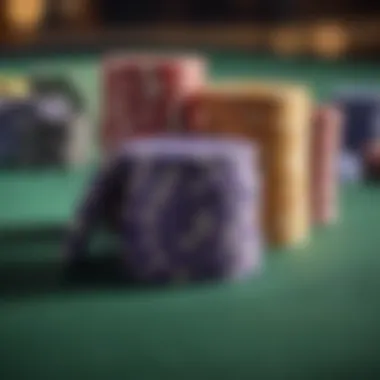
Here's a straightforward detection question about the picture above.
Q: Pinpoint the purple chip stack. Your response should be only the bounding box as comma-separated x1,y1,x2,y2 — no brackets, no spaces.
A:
65,136,262,284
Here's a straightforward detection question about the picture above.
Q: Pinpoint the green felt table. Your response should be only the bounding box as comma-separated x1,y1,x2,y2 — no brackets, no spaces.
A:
1,51,380,380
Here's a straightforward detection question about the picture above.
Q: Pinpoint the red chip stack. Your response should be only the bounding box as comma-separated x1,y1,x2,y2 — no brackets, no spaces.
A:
101,54,207,154
311,106,343,225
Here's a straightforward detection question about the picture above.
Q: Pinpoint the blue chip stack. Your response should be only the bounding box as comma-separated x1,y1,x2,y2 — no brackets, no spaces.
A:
334,88,380,181
0,96,76,169
335,89,380,151
65,137,262,284
0,75,88,170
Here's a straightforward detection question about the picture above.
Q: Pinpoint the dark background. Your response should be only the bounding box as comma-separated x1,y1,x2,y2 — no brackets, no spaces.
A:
1,0,380,58
2,0,380,39
94,0,380,24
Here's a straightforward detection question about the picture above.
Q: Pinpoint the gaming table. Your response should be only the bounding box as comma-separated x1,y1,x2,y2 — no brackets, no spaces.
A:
1,51,380,379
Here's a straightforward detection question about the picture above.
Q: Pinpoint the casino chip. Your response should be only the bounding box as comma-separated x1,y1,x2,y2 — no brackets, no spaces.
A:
184,81,312,248
101,54,206,155
333,88,380,153
65,137,262,284
0,88,87,170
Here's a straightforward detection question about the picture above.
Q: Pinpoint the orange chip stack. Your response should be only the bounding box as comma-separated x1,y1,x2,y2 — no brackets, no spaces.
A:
185,82,313,248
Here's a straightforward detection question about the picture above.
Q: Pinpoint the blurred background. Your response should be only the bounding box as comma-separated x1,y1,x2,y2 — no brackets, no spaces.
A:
1,0,380,59
2,3,380,378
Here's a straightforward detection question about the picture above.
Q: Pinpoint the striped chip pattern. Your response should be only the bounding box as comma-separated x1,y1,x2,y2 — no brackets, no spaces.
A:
65,137,262,284
311,106,343,225
101,54,206,155
185,82,312,248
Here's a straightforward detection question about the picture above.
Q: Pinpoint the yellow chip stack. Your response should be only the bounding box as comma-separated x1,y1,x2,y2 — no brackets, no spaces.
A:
188,82,313,248
0,76,30,98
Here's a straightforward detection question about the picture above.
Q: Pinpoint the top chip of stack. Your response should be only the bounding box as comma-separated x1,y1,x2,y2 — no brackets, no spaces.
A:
102,53,206,98
189,80,311,103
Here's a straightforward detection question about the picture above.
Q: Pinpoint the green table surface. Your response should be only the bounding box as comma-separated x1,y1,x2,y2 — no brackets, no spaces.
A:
1,52,380,379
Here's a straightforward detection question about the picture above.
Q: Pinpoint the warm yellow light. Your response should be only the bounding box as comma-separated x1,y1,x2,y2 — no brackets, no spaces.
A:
310,23,349,59
4,0,47,32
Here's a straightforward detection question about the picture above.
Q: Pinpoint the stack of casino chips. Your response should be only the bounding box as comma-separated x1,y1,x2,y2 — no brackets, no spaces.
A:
333,88,380,182
97,54,347,245
0,74,89,169
66,137,262,284
184,82,313,248
100,53,206,155
66,52,354,287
